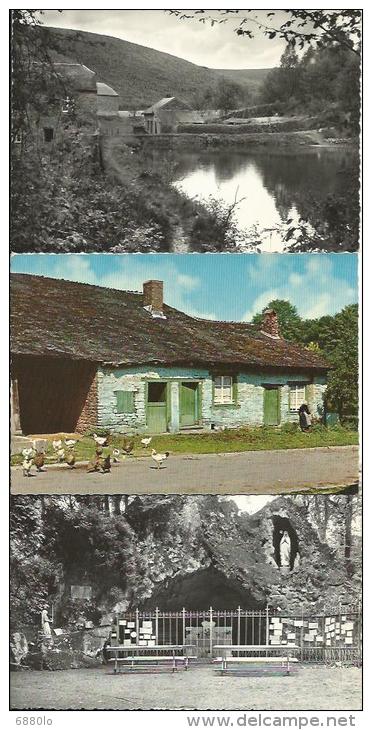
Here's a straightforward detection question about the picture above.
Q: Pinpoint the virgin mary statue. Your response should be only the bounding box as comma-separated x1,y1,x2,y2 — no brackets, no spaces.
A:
279,531,291,571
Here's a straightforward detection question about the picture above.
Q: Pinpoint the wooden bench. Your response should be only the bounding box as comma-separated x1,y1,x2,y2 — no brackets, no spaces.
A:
213,644,299,676
106,644,196,673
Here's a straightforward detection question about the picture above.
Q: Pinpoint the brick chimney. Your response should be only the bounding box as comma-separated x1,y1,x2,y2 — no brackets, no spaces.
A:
143,280,166,319
261,309,280,339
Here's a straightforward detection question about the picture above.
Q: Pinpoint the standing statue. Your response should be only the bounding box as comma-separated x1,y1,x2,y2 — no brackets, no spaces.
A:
41,605,52,638
279,530,291,573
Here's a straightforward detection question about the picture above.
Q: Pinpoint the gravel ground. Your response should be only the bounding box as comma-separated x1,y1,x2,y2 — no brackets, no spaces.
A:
10,664,362,711
11,446,359,494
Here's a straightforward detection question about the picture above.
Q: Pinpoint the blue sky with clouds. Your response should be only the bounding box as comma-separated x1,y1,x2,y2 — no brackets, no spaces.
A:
11,253,357,323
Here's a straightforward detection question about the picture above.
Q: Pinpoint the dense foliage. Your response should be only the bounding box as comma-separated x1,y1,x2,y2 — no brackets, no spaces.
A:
10,496,144,631
11,137,168,252
262,44,360,133
10,11,175,251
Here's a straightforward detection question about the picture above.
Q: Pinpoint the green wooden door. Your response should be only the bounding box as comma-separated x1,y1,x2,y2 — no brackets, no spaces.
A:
147,382,168,433
264,387,280,426
180,382,198,427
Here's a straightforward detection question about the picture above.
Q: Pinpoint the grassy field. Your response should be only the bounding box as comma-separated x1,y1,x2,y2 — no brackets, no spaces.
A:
11,425,358,466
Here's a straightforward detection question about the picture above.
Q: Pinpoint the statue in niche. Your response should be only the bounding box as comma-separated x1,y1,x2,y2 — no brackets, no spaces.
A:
279,530,291,575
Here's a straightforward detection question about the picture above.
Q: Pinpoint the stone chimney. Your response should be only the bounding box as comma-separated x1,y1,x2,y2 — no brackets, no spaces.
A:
143,280,166,319
261,309,280,339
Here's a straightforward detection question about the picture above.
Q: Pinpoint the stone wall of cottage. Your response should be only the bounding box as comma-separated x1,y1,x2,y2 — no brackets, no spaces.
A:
74,90,98,127
97,366,327,433
98,115,134,137
75,369,98,433
97,95,119,115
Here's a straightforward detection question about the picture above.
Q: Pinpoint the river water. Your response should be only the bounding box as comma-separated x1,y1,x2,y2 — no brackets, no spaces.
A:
172,146,357,252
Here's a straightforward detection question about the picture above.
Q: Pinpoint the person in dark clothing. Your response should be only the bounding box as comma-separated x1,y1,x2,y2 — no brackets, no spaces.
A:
299,402,311,431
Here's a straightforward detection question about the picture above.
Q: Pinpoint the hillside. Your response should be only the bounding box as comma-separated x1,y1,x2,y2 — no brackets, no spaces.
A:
39,26,267,109
215,67,271,93
38,26,238,109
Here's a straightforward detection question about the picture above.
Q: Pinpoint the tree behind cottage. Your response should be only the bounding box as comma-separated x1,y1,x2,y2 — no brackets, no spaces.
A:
253,300,358,422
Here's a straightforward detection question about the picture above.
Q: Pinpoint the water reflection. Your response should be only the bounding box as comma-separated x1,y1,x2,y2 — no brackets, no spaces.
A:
172,147,357,252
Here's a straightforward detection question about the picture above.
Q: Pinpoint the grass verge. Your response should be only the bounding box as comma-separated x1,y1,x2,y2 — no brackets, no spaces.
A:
11,425,358,466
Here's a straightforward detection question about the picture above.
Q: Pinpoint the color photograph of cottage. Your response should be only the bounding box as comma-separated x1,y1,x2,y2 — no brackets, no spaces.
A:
11,275,328,436
10,254,358,493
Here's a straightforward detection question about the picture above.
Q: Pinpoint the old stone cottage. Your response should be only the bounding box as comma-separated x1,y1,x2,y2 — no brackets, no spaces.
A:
142,96,204,134
31,62,133,143
10,274,329,435
31,63,206,142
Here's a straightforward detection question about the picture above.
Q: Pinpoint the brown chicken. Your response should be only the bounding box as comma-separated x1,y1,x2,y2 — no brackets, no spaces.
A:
122,438,134,455
65,450,76,468
34,452,45,472
87,448,102,473
100,454,111,473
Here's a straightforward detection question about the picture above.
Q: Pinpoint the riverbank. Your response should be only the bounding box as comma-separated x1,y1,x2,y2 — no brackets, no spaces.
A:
101,136,259,252
100,132,358,253
134,128,357,150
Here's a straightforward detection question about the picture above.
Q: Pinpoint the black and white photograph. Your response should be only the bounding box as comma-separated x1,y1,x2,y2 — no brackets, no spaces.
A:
10,493,362,711
11,9,361,254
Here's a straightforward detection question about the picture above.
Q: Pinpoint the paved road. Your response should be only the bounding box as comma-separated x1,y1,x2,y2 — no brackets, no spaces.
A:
11,446,359,494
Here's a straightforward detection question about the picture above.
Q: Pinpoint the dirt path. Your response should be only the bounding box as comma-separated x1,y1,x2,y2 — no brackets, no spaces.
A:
171,224,190,252
101,137,190,252
10,664,362,710
11,446,359,495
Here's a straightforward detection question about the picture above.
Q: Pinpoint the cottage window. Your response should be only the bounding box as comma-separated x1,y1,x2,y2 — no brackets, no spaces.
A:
289,384,306,412
114,390,135,414
61,96,75,114
43,127,54,142
214,375,234,405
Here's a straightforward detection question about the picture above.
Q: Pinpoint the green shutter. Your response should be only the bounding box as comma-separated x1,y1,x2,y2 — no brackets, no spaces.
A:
114,390,135,414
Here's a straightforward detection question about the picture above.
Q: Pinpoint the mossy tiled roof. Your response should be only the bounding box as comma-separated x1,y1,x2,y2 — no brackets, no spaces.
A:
10,274,329,372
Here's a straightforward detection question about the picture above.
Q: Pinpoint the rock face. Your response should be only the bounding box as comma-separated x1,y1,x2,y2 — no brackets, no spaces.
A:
122,494,360,614
10,632,29,668
10,494,361,670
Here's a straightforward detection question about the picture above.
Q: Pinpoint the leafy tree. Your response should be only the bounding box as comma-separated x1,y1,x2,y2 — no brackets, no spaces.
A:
10,497,57,629
252,302,358,419
322,305,358,419
168,10,361,55
10,11,176,252
214,79,244,113
261,45,301,106
11,10,65,142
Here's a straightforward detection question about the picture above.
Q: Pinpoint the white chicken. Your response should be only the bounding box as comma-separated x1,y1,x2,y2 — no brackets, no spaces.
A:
141,437,152,447
52,439,62,451
112,448,121,463
57,448,65,463
22,448,34,458
93,433,108,447
151,449,170,470
65,439,76,448
22,456,33,477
